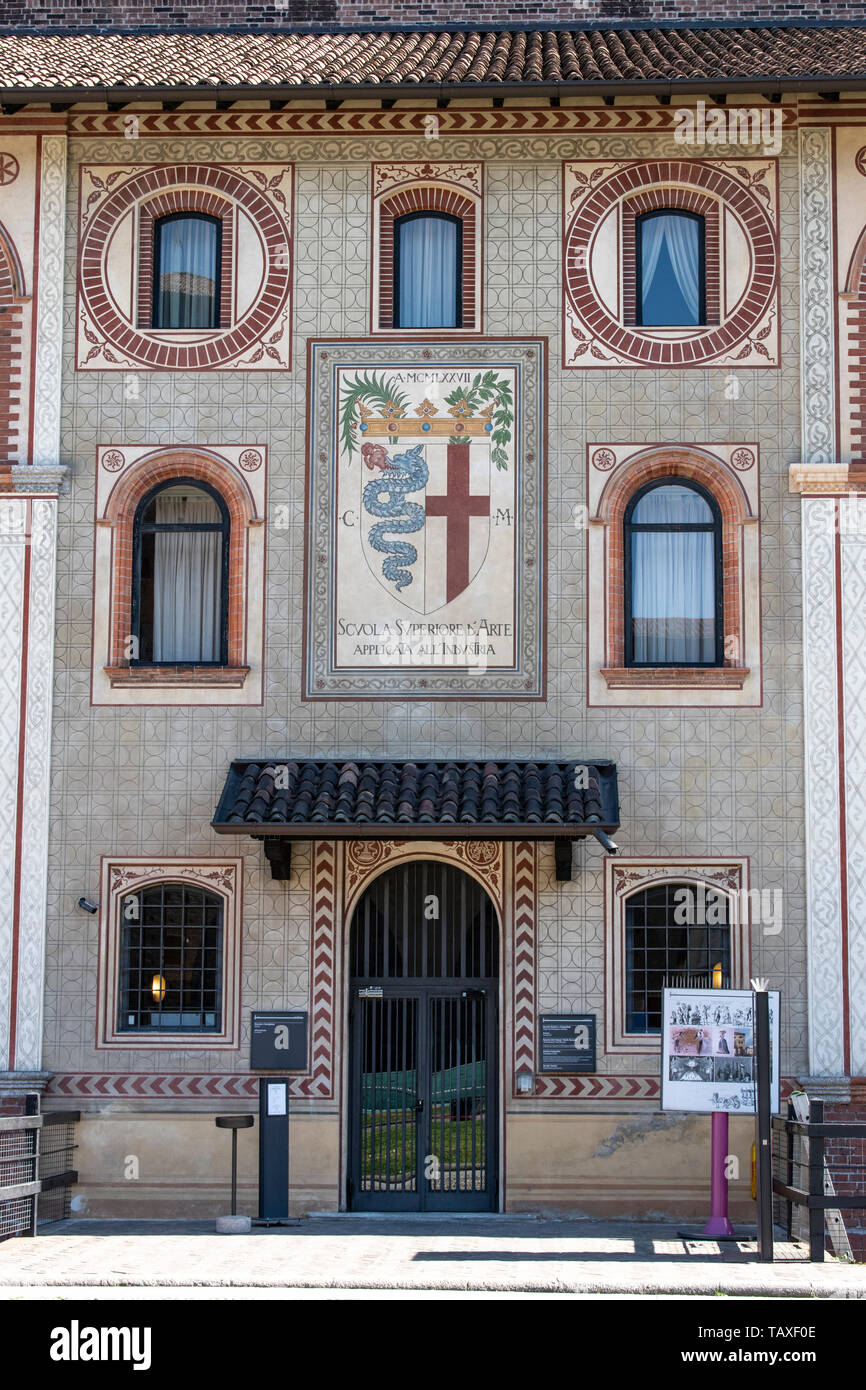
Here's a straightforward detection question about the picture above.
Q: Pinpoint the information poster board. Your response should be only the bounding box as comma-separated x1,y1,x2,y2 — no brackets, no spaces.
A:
661,988,780,1115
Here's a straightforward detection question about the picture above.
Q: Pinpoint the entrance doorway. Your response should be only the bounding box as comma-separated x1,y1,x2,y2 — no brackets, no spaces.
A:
348,860,499,1212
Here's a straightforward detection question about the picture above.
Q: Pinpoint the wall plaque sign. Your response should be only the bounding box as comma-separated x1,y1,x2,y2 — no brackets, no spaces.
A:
304,338,546,699
250,1011,308,1071
538,1014,597,1072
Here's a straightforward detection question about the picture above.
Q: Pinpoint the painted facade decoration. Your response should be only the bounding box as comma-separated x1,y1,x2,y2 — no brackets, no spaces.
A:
76,162,294,371
305,339,546,698
0,69,864,1232
563,158,780,369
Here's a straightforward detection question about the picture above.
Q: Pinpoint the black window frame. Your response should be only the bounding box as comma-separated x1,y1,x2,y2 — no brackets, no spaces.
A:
624,476,724,669
393,210,463,330
131,476,231,668
151,211,222,331
117,882,225,1035
635,208,706,328
625,882,732,1035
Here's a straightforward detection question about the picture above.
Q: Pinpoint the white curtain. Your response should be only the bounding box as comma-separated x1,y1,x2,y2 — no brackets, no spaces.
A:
630,485,716,664
155,216,218,329
640,214,701,324
398,216,458,328
152,493,222,662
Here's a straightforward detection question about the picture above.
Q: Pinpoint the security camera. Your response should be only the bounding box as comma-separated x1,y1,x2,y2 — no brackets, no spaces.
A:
77,897,99,914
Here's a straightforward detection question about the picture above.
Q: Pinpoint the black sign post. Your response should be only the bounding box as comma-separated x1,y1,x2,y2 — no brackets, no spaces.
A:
251,1012,306,1225
538,1014,596,1073
257,1078,292,1224
754,988,774,1262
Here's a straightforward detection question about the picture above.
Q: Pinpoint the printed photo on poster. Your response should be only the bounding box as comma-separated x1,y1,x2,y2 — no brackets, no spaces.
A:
661,988,780,1115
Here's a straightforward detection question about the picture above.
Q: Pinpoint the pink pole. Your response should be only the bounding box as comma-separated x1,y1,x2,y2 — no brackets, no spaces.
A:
702,1110,735,1237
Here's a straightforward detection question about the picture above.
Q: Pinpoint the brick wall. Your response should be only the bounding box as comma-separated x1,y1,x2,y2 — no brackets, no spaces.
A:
824,1102,866,1262
0,1,860,31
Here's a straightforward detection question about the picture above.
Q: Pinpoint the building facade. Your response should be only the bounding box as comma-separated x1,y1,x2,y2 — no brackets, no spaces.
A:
1,18,865,1226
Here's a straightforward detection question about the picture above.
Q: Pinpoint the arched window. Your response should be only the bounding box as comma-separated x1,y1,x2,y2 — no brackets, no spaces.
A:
152,213,221,329
131,479,229,665
625,882,730,1033
118,882,224,1032
636,209,705,327
394,212,462,329
624,478,723,667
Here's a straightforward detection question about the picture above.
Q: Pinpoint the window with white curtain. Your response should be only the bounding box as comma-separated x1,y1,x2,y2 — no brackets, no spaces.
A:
394,212,462,328
152,213,221,329
132,481,228,665
636,210,705,327
625,479,722,667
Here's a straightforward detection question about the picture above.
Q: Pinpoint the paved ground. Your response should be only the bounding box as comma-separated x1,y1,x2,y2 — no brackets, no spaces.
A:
1,1217,864,1296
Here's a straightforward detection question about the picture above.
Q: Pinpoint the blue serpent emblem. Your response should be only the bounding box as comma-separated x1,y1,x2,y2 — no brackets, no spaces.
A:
362,442,428,592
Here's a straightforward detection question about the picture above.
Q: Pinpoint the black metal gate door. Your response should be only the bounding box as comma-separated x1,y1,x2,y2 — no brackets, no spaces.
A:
348,862,498,1213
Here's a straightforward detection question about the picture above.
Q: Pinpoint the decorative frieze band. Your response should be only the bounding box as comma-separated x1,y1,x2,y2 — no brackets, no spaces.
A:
799,128,837,467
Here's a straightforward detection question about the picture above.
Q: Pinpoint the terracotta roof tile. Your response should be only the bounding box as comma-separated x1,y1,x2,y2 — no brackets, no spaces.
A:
1,26,866,93
213,758,620,837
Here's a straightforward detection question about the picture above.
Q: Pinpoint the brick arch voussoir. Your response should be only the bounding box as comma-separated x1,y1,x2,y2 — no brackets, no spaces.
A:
0,221,26,301
106,450,253,668
600,449,748,669
380,186,476,221
105,450,255,528
599,449,751,530
845,222,866,295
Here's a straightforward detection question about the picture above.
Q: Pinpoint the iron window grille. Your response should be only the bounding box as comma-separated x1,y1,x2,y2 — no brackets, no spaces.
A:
130,477,230,667
151,212,222,330
350,861,498,982
635,208,706,328
118,883,224,1033
625,882,731,1033
623,476,724,668
393,211,463,330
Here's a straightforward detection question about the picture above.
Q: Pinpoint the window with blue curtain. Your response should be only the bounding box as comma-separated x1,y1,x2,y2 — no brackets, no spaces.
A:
636,210,705,327
152,213,221,329
625,479,722,667
394,212,462,329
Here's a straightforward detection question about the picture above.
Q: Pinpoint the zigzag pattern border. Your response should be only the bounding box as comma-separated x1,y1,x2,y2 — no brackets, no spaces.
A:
511,841,536,1096
535,1074,659,1100
51,1073,259,1099
67,108,800,140
535,1075,797,1100
297,838,337,1098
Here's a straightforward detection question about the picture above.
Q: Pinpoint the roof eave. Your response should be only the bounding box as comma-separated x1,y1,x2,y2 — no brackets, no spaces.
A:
212,822,621,839
3,75,866,105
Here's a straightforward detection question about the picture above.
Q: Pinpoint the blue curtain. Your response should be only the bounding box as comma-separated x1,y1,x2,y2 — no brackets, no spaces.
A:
398,216,458,328
630,485,716,664
640,214,701,326
155,216,219,329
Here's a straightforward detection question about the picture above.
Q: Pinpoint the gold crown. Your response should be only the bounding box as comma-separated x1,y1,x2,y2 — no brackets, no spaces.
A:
357,397,495,439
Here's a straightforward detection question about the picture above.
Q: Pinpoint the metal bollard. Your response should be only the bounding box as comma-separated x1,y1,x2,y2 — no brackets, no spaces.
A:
214,1115,254,1233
